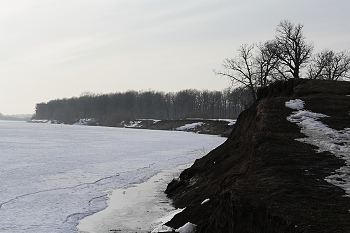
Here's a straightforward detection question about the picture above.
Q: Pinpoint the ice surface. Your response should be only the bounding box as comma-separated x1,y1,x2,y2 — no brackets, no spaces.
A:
0,120,225,233
285,100,350,196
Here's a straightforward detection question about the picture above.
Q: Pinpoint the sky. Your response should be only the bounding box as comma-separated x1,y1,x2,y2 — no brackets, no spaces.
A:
0,0,349,114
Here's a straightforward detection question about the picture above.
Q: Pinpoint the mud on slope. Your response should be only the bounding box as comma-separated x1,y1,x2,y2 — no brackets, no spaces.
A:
164,79,350,233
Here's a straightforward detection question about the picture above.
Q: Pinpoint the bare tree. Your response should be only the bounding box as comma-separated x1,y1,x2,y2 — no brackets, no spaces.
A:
307,49,332,79
215,42,283,102
273,20,313,79
308,49,350,80
215,44,258,101
255,41,281,85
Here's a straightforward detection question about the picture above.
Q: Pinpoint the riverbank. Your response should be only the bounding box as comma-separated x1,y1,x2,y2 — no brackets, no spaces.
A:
118,119,235,137
30,118,236,137
164,79,350,232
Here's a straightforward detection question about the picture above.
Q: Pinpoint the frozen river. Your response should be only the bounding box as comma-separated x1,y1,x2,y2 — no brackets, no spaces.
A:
0,120,225,233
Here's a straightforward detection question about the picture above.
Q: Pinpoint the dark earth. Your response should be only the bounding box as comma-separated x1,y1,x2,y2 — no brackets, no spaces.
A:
163,79,350,232
117,119,235,137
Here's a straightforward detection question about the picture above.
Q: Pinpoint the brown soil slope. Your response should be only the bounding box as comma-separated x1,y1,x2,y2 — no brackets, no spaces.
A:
165,79,350,233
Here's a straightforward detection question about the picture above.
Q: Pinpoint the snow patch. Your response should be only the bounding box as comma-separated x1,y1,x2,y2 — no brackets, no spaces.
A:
216,119,236,126
287,110,328,123
123,120,142,128
151,208,185,232
286,99,350,196
195,118,237,126
151,225,174,232
122,119,161,128
209,118,236,125
176,122,204,131
176,222,197,233
201,198,210,204
73,118,93,125
152,221,196,233
285,99,305,110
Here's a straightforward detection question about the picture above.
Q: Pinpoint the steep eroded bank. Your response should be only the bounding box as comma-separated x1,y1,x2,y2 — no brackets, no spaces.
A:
165,79,350,232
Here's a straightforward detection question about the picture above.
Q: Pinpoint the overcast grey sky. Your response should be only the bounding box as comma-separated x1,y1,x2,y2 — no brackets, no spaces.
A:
1,0,349,114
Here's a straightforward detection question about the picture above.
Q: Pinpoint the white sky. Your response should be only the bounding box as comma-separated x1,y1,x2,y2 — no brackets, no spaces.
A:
1,0,349,114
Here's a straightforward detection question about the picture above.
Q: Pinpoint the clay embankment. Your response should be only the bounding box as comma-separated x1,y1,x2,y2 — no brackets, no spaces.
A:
165,79,350,232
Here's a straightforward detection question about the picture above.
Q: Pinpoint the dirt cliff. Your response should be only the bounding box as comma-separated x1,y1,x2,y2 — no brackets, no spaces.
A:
165,79,350,232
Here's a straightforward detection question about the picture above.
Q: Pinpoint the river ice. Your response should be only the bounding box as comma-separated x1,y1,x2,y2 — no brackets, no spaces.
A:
0,120,225,233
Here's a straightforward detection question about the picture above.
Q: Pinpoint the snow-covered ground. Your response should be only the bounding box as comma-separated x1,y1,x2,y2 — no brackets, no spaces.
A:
286,99,350,195
0,120,225,233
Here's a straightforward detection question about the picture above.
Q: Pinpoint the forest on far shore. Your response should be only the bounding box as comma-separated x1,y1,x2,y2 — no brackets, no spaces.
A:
33,88,252,125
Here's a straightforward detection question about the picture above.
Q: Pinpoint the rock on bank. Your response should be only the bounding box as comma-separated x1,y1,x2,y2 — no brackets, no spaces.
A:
164,79,350,233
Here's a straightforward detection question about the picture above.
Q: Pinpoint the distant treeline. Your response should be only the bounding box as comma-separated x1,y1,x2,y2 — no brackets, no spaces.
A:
33,88,252,125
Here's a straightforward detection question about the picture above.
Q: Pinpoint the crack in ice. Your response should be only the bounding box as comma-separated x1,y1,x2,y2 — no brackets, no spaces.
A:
0,173,119,209
0,162,161,210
